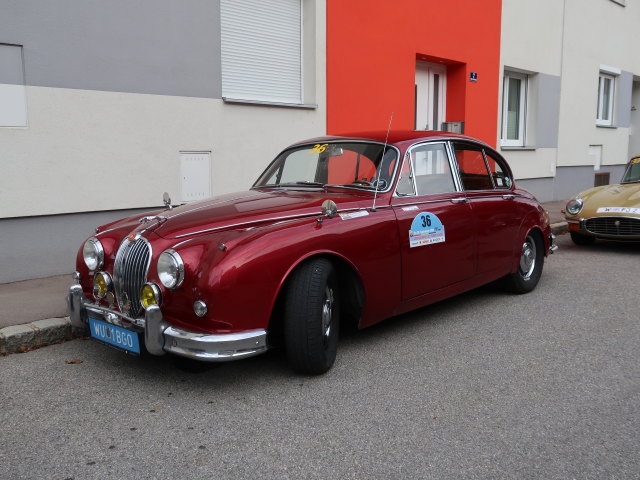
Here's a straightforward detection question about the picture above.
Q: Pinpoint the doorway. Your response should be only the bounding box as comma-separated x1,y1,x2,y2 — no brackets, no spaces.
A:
415,61,447,131
629,78,640,158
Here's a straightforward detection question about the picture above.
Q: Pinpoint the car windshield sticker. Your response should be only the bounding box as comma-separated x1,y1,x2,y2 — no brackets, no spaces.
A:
339,210,369,220
597,207,640,215
311,144,328,154
409,212,445,247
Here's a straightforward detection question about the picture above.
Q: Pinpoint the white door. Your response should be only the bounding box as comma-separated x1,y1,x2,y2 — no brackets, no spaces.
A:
415,62,447,131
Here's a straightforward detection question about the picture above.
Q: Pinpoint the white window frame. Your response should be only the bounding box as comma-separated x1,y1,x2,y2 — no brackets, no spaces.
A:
596,71,617,127
501,71,527,147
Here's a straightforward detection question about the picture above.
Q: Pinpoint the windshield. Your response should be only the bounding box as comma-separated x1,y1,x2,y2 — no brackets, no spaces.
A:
253,142,398,191
621,157,640,183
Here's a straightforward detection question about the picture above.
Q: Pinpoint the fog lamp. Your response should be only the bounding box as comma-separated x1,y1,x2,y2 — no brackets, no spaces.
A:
93,272,112,299
140,283,162,310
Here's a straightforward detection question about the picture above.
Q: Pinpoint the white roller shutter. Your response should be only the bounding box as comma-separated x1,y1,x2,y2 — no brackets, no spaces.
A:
220,0,302,104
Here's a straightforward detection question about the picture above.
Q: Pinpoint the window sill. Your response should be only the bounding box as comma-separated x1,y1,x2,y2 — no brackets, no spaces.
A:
222,97,318,109
596,123,617,129
500,146,537,151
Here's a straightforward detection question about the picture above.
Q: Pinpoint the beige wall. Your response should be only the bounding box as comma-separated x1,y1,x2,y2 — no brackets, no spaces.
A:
500,0,640,198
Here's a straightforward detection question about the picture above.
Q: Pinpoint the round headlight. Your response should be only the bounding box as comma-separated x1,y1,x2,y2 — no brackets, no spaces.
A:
93,271,112,299
83,237,104,271
157,249,184,289
566,197,584,216
140,283,162,310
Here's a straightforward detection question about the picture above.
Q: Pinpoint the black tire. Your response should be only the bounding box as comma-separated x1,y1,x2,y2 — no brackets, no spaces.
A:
570,231,596,246
284,258,339,374
503,231,544,294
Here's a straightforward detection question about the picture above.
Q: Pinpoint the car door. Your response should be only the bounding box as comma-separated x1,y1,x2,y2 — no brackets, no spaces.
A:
392,141,475,300
451,142,520,276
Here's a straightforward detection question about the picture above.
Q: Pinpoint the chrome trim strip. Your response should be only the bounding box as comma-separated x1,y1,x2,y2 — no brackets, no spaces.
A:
392,197,465,208
174,212,318,238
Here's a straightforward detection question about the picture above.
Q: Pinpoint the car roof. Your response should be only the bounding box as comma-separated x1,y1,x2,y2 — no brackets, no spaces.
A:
292,130,491,148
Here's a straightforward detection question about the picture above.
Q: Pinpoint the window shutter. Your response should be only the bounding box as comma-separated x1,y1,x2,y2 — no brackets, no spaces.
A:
221,0,302,104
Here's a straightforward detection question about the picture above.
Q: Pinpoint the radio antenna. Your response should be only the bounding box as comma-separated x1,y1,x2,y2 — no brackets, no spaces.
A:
371,112,393,212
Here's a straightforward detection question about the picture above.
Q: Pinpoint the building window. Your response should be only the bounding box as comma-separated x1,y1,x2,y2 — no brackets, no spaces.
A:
597,72,616,126
220,0,303,105
501,72,527,147
0,44,28,127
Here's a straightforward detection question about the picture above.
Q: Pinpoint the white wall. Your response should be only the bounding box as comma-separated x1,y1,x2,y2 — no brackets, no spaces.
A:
500,0,640,199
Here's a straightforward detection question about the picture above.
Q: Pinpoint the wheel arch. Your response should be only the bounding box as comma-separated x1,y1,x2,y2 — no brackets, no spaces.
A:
267,252,366,347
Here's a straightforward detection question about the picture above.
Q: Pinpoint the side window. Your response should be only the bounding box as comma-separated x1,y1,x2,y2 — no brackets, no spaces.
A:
411,143,456,195
453,143,493,191
396,153,416,196
483,150,512,189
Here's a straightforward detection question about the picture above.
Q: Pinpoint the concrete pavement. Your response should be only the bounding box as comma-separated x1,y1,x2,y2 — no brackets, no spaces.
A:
0,200,569,354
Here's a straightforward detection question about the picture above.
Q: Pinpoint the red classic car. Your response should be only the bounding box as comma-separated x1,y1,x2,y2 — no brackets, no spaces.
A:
68,131,556,374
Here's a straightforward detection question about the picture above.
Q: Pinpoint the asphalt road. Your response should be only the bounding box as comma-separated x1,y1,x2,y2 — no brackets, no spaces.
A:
1,234,638,480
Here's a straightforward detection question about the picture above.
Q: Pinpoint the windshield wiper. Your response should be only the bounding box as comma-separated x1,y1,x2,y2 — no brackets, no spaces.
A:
279,181,325,187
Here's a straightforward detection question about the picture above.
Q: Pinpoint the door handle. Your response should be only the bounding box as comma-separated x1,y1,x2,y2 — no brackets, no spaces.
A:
502,194,515,200
450,198,467,204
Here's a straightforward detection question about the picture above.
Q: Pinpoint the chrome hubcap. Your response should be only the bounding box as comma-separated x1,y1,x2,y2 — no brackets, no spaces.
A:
321,286,334,342
519,236,536,280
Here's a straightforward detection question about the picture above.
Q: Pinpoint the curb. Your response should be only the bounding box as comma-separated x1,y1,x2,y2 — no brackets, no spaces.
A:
0,317,87,355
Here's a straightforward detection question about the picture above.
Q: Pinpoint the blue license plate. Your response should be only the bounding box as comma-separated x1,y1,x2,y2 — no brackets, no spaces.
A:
89,317,141,354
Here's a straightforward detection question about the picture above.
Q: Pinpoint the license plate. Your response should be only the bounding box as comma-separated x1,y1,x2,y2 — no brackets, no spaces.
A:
89,317,141,355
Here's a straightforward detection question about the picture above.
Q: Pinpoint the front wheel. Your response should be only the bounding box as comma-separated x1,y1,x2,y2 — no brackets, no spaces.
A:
284,258,340,374
503,232,544,294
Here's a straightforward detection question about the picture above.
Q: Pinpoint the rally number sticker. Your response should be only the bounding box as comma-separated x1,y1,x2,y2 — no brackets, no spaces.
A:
409,212,445,247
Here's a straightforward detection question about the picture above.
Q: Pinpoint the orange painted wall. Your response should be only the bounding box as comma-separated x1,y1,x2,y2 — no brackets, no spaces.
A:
326,0,502,146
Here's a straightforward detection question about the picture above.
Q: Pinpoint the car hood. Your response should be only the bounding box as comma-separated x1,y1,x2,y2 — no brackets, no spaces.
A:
581,182,640,216
150,189,373,239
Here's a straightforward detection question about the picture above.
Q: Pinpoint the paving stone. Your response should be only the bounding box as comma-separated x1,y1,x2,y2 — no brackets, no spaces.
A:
0,324,36,354
31,318,73,345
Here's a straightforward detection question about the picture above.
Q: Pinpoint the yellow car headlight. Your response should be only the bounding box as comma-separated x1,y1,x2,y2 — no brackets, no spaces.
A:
140,283,162,310
93,272,112,299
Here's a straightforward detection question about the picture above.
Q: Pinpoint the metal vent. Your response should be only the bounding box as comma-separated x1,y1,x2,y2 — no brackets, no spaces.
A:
585,217,640,236
113,237,151,318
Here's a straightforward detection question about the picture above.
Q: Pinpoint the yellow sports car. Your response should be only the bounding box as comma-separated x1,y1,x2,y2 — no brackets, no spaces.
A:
564,156,640,244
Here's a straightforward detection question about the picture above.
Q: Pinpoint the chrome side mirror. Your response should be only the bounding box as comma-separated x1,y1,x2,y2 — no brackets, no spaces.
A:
321,199,337,219
162,192,173,210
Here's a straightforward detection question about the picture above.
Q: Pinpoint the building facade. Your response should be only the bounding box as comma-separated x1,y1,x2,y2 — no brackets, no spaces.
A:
0,0,326,283
499,0,640,201
1,0,639,284
326,0,502,145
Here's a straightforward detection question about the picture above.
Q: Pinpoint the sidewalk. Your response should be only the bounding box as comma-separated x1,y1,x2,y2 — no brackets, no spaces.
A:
0,200,568,354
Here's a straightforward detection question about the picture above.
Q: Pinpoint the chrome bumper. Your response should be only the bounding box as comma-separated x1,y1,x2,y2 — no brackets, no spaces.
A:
67,284,268,362
549,233,558,254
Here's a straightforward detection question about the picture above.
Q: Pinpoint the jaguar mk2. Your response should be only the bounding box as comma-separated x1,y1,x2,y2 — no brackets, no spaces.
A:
69,131,555,374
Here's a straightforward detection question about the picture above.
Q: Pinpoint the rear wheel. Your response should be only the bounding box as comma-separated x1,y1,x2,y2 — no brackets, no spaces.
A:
284,258,339,374
504,232,544,294
570,231,595,246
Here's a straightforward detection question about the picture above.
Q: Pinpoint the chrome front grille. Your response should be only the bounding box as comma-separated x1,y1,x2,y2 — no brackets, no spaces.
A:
113,237,151,318
585,217,640,236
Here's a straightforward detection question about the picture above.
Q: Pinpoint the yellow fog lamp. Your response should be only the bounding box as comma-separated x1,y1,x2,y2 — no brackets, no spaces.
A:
92,272,113,299
140,283,163,310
